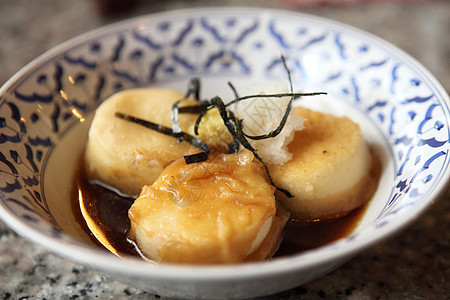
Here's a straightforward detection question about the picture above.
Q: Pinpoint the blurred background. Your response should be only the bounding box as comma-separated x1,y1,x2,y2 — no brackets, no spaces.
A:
0,0,449,299
1,0,449,90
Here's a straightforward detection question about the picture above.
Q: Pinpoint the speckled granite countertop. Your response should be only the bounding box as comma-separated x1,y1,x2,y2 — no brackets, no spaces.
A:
0,0,449,299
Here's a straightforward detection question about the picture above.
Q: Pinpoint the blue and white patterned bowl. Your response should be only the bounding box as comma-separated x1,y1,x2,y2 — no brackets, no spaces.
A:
0,7,449,299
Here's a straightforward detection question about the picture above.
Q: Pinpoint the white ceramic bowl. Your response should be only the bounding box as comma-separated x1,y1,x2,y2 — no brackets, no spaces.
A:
0,7,449,299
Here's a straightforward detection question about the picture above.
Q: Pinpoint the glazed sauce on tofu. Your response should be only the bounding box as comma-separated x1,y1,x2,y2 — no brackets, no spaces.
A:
71,157,380,260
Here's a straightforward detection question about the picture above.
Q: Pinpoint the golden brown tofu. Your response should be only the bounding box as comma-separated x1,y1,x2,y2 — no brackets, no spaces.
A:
269,107,373,220
84,88,198,196
128,150,286,264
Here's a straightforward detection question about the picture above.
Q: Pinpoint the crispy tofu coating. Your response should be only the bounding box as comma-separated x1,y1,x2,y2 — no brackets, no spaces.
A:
128,150,288,264
84,88,198,196
269,107,373,220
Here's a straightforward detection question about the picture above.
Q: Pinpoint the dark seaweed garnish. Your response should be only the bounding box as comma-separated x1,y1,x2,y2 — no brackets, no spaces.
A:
115,55,326,197
115,112,210,164
193,57,326,143
225,56,325,140
208,96,293,197
227,81,240,99
171,78,199,142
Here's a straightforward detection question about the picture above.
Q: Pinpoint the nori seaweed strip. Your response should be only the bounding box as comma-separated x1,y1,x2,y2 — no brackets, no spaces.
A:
228,81,240,99
232,56,325,140
235,119,293,198
191,102,240,154
186,77,201,101
247,54,293,141
171,99,185,142
285,55,294,96
225,92,326,107
183,151,209,164
177,104,208,114
209,97,293,198
115,112,210,164
243,95,293,140
227,134,240,154
171,78,202,142
225,92,326,141
210,97,237,136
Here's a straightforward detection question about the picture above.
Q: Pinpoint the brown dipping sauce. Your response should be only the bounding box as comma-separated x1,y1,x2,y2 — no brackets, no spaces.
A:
71,153,380,261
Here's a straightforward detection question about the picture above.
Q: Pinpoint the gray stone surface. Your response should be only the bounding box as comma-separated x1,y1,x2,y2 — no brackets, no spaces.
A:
0,0,449,299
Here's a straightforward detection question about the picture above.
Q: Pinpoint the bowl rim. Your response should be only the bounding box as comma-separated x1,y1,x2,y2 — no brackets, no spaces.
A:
1,6,449,281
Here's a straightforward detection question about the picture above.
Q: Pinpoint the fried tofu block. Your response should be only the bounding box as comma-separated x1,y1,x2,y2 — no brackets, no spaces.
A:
269,107,373,220
128,150,287,264
84,88,198,196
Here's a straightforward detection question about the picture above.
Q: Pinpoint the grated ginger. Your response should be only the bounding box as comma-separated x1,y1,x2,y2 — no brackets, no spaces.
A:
188,107,234,151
